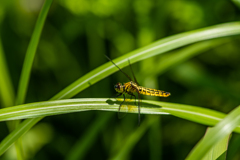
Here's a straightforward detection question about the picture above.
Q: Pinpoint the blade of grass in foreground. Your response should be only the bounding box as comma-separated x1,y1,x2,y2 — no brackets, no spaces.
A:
0,98,239,158
186,105,240,160
1,22,240,156
202,128,230,160
0,98,240,133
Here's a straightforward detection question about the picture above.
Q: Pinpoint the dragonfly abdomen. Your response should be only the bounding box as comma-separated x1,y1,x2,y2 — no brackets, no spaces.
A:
137,86,171,97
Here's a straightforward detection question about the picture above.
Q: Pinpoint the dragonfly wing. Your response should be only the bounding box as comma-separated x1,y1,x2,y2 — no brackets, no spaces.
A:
128,59,139,85
118,105,128,119
105,55,132,81
118,94,138,119
137,90,141,125
128,60,141,124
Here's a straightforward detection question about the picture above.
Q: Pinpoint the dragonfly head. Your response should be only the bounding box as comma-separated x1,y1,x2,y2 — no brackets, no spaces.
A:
114,82,124,93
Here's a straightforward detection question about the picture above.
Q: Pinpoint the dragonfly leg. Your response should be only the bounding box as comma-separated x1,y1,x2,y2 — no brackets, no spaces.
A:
115,93,122,98
129,93,137,105
118,94,126,113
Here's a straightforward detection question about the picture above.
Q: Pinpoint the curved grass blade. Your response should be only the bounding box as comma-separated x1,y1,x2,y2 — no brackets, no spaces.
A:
0,98,240,133
15,0,53,105
202,128,230,160
186,105,240,160
150,39,228,76
1,98,239,158
1,22,240,156
52,22,240,100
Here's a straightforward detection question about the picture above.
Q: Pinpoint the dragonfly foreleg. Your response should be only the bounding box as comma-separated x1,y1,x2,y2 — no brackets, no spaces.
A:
115,93,122,98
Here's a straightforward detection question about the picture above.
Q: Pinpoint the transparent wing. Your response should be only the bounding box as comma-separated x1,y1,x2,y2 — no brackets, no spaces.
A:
117,94,128,119
137,91,141,125
117,94,138,119
105,55,132,81
128,59,139,85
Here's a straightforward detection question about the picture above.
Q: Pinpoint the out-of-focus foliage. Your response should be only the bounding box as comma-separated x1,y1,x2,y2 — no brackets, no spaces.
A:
0,0,240,159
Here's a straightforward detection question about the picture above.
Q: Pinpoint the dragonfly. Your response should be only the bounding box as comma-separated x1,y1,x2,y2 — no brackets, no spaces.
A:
106,55,171,125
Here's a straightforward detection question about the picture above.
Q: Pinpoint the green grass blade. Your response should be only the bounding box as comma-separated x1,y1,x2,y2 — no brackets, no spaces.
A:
0,117,42,156
202,128,230,160
0,99,164,121
186,105,240,160
0,38,15,108
65,113,113,160
52,22,240,100
148,117,162,160
232,0,240,9
151,39,227,76
1,21,240,156
15,0,53,105
110,116,157,160
0,98,240,133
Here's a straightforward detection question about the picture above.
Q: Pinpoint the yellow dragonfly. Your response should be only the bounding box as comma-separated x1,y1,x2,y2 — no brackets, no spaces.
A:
106,55,171,124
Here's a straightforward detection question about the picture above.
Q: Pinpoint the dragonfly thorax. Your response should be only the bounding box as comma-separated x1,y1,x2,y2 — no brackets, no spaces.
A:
114,82,124,93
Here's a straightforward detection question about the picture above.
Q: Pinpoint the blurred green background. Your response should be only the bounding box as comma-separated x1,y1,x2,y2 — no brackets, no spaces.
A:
0,0,240,159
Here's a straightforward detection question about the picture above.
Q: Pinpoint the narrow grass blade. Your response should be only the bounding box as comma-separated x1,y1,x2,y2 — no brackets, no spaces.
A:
15,0,53,105
151,39,227,76
52,22,240,100
65,113,113,160
202,128,230,160
186,105,240,160
0,117,42,156
0,98,240,133
11,0,53,159
0,38,15,108
110,116,157,160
